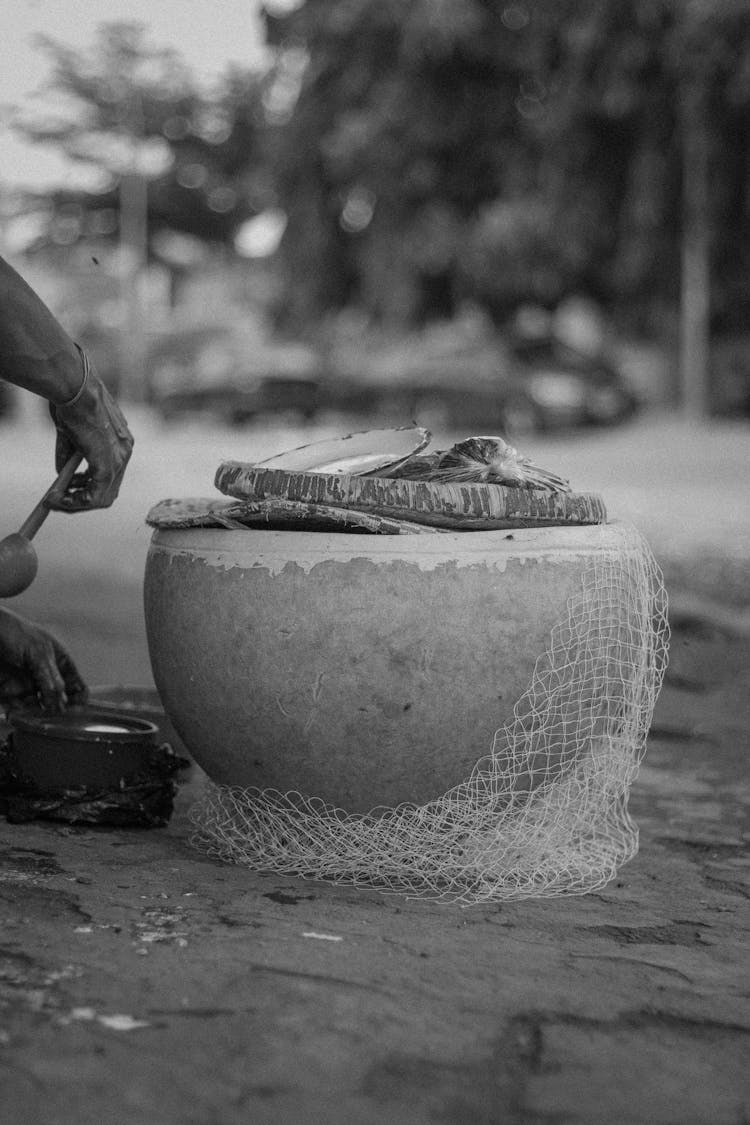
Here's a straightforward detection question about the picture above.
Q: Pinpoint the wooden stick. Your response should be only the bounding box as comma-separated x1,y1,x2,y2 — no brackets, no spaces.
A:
18,453,83,540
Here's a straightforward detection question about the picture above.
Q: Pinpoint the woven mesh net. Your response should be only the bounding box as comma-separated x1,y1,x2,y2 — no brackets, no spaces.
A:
189,523,669,904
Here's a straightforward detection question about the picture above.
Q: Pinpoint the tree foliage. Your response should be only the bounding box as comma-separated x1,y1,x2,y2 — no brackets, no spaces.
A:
17,7,750,335
18,23,266,261
264,0,750,332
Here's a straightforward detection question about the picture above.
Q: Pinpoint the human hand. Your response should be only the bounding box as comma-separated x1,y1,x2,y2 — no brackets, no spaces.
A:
47,351,134,512
0,607,88,711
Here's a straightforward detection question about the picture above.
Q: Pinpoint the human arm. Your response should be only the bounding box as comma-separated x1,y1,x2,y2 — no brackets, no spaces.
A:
0,606,87,711
0,255,133,511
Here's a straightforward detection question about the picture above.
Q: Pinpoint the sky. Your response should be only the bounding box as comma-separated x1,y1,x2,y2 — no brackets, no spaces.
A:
0,0,271,191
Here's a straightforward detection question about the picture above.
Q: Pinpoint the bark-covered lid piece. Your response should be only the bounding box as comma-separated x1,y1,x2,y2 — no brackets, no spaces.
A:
214,462,606,530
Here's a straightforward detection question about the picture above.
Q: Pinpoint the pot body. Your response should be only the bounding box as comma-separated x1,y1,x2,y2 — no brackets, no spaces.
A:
144,524,617,812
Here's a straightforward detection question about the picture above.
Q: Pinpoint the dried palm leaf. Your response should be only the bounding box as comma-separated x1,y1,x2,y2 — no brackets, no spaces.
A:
386,436,571,492
254,424,431,476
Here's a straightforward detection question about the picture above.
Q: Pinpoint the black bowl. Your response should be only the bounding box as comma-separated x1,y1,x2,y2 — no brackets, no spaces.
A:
8,707,160,790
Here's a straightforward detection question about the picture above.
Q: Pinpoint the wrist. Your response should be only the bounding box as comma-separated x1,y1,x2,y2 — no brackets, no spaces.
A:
52,347,99,415
49,346,87,409
58,345,90,407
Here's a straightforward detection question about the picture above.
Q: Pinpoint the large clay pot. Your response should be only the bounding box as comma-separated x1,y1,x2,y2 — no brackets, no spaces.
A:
144,524,619,812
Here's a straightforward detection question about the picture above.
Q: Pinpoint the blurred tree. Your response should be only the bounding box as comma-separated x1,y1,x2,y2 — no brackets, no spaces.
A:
263,0,546,329
16,22,267,397
17,23,265,280
668,0,750,415
530,0,750,414
19,8,750,412
263,0,750,372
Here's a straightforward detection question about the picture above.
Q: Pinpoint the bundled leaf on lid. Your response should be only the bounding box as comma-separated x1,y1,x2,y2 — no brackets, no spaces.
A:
382,436,571,492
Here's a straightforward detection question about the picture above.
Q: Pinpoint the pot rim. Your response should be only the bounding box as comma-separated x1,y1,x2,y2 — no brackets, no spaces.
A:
147,521,626,571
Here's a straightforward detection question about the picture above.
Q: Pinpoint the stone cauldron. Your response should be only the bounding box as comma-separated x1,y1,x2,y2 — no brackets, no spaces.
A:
143,523,622,813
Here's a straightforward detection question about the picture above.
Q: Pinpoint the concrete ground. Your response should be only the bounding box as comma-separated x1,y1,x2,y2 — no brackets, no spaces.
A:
1,404,749,1123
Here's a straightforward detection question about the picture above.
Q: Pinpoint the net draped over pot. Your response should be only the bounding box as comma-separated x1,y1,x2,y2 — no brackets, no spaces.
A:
182,522,668,904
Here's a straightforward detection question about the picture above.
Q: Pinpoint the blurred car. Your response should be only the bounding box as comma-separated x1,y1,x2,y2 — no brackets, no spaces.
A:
505,335,639,432
318,328,638,435
147,326,321,425
156,375,320,425
710,335,750,418
144,319,638,432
